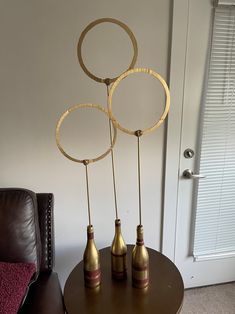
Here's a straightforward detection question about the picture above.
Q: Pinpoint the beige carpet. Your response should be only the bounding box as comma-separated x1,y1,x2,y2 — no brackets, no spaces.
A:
181,282,235,314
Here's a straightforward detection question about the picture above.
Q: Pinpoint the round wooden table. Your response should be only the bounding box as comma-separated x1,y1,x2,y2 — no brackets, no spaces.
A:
64,245,184,314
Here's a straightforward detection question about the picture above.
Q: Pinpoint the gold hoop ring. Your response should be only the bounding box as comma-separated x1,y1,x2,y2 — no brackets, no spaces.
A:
56,104,117,164
77,18,138,84
108,68,170,136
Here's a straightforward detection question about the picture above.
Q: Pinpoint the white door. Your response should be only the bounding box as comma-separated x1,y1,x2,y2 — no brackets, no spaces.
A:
163,0,235,288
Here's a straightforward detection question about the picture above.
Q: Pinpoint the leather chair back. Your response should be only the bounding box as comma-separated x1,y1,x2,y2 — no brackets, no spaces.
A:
0,189,41,275
0,189,55,276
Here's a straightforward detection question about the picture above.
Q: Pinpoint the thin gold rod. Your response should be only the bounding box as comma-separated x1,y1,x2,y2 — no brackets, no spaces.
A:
85,163,92,226
137,136,142,226
106,84,119,220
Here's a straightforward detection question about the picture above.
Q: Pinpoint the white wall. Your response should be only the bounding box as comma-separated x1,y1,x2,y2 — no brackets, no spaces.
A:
0,0,171,286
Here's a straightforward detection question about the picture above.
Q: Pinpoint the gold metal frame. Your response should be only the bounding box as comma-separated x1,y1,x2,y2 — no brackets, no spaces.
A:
55,103,117,164
77,18,138,84
108,68,170,136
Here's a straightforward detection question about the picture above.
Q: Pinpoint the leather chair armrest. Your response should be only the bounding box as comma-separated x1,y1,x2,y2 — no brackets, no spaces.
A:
19,272,65,314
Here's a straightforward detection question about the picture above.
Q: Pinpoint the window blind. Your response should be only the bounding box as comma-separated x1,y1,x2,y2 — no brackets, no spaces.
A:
193,6,235,260
216,0,235,6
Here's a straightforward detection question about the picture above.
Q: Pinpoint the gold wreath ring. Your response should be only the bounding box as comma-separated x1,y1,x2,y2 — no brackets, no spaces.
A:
108,68,170,136
56,104,117,164
77,18,138,84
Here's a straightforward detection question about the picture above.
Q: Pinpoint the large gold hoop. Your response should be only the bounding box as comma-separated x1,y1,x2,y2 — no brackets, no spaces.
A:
108,68,170,136
77,18,138,84
56,104,117,164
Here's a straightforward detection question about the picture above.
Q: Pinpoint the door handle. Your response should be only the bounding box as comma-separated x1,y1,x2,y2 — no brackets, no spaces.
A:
183,169,206,179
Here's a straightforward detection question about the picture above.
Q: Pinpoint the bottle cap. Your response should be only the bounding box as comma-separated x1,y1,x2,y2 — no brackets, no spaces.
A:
136,225,144,243
115,219,121,226
87,225,94,239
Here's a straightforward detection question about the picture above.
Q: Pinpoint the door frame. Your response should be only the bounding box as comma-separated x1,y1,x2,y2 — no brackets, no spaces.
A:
162,0,190,261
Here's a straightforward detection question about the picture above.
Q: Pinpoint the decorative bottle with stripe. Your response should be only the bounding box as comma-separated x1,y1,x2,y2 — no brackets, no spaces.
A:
111,219,127,279
83,225,101,288
132,224,149,288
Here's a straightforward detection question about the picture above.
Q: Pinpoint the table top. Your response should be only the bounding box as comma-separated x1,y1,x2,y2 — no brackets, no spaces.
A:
64,245,184,314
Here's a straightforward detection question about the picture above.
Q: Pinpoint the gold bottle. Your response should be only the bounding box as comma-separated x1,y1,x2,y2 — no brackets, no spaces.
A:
132,224,149,288
111,219,127,279
83,225,101,288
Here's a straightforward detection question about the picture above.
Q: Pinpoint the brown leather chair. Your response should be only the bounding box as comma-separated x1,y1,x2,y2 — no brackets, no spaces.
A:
0,188,65,314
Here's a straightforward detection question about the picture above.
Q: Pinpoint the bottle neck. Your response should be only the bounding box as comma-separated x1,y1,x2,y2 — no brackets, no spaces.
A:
115,219,121,235
87,225,94,240
136,224,144,246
